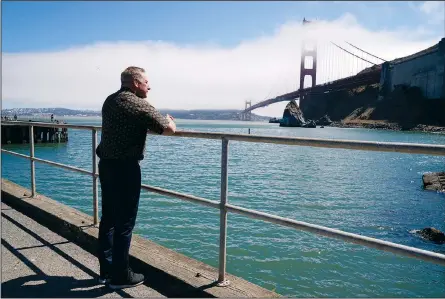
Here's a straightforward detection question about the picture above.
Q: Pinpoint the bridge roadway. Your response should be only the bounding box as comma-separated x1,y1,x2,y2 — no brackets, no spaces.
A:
244,67,381,113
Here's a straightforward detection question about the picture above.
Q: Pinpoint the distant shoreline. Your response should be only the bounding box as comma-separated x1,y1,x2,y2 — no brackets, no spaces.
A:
1,108,274,122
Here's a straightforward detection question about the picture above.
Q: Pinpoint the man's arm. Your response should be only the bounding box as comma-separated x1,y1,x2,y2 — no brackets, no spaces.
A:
141,105,176,135
162,114,176,136
118,93,175,135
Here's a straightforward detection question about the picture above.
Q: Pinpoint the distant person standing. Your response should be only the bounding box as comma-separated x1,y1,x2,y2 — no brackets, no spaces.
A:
95,66,176,289
51,114,54,122
14,114,17,121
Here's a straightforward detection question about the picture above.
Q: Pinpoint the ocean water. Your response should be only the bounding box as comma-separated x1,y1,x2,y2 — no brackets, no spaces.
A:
2,117,445,297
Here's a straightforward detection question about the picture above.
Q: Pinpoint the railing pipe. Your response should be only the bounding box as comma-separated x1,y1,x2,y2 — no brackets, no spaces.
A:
92,129,99,225
171,132,445,156
1,150,93,176
218,138,230,286
140,184,220,209
29,125,36,197
4,121,445,157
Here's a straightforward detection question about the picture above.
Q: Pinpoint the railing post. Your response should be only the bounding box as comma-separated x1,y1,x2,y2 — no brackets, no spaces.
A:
29,125,36,197
92,129,99,225
217,137,230,286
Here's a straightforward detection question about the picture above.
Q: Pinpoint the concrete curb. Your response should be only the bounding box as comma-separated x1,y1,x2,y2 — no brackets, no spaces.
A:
1,179,280,298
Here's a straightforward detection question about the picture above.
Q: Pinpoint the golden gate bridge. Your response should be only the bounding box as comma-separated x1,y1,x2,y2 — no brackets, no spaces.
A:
241,18,387,121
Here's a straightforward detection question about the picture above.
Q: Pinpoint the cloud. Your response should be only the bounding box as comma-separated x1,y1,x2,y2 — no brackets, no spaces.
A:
2,13,441,117
419,1,445,25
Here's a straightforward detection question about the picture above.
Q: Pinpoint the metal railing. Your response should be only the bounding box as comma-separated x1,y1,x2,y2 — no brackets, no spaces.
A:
2,120,445,286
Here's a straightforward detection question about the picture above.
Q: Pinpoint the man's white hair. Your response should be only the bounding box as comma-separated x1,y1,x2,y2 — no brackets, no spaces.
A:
121,66,145,85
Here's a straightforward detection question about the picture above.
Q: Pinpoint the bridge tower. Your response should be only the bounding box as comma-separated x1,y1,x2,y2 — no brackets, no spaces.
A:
299,18,317,116
299,18,317,90
241,100,252,121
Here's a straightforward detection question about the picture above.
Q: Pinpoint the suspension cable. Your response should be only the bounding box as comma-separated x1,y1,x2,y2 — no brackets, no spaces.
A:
330,42,377,66
345,42,387,62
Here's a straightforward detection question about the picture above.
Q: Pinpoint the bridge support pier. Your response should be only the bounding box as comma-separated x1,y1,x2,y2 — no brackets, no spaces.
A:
241,100,252,121
299,93,311,116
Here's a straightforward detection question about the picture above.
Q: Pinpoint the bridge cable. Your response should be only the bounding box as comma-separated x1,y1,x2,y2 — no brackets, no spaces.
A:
334,42,339,80
357,53,360,75
330,42,333,81
345,42,387,62
351,46,358,76
331,42,377,66
324,43,329,84
327,43,331,83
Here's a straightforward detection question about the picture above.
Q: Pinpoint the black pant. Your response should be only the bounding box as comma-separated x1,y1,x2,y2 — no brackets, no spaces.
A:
97,159,141,277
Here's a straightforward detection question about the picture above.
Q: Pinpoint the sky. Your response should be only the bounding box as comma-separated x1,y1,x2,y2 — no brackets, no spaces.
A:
2,1,444,117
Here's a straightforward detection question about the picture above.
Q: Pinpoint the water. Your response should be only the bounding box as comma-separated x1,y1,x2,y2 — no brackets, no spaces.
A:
2,117,445,297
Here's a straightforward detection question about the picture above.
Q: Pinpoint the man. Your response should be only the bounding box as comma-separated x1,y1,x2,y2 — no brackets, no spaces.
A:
96,66,176,289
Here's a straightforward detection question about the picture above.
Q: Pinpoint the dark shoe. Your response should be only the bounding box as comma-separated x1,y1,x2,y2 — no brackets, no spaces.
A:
98,269,111,284
109,269,145,290
98,274,110,284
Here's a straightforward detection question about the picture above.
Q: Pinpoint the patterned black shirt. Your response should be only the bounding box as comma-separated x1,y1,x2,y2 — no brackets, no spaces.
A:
96,87,169,161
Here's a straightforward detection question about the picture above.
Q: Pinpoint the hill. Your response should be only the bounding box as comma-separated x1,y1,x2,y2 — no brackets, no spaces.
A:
1,108,271,122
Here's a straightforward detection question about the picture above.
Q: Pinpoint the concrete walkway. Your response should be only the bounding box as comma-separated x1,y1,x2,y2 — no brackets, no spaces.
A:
1,179,280,298
1,202,164,298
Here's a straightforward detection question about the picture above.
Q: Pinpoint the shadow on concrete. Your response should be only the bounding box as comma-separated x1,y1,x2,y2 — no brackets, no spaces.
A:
2,212,215,298
135,265,215,298
14,240,71,251
1,202,13,211
1,213,133,298
1,274,117,298
79,224,97,230
197,281,219,291
1,238,122,298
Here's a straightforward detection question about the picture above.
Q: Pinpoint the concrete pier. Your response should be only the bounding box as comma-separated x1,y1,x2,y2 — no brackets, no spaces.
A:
1,179,280,298
1,121,68,145
2,202,163,297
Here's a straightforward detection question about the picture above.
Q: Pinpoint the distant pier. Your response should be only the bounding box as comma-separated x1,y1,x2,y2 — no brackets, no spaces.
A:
1,119,68,145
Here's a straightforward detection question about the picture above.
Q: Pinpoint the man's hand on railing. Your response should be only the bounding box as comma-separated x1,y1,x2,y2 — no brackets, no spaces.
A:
162,114,176,136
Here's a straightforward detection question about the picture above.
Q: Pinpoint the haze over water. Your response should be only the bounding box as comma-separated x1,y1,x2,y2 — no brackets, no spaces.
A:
2,117,445,297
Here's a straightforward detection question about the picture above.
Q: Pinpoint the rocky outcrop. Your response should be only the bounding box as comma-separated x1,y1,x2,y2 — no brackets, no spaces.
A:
297,83,445,131
410,125,445,133
280,100,316,128
315,115,333,126
416,228,445,244
269,117,281,123
303,120,316,128
422,172,445,192
280,100,305,127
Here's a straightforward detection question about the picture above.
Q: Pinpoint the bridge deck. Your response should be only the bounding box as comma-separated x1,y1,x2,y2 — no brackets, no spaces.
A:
1,202,164,298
